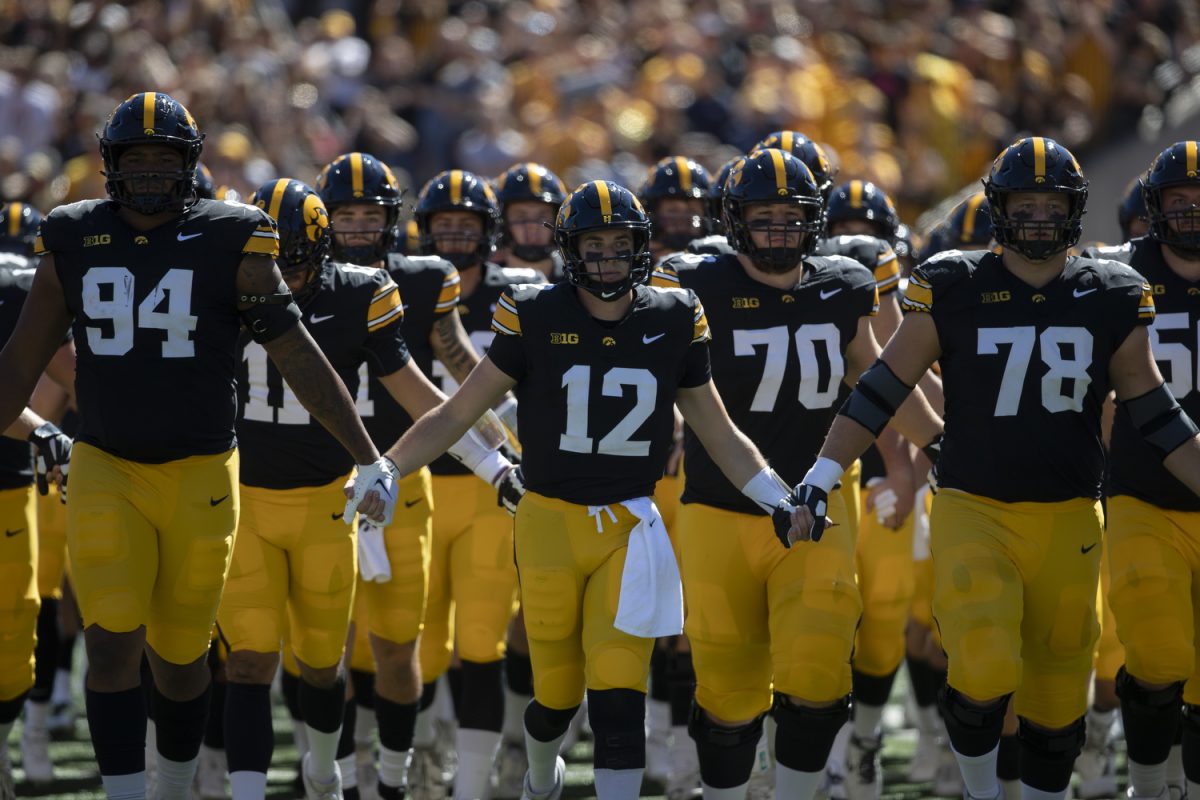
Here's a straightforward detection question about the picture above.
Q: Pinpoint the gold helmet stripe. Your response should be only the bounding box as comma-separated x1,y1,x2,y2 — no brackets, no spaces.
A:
1187,141,1198,176
143,92,156,132
595,181,613,218
1033,137,1046,181
450,170,463,204
527,163,542,195
850,180,863,208
782,131,794,152
350,153,364,196
8,203,20,239
675,157,692,192
962,192,986,242
267,179,289,222
769,148,788,193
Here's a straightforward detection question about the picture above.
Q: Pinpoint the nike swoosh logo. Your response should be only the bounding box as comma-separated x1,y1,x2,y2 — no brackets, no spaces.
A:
177,232,203,241
1081,542,1097,554
309,314,335,324
819,288,843,300
331,512,343,520
209,495,229,506
643,333,666,344
404,498,422,508
1073,288,1097,298
4,528,23,538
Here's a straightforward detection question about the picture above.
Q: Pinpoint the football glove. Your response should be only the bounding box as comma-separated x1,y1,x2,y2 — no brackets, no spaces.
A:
922,433,943,494
496,465,525,516
771,500,798,548
28,422,71,500
784,483,832,544
343,457,398,526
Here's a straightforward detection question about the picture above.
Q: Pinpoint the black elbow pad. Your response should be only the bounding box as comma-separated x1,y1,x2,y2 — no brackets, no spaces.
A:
1123,383,1200,458
238,282,301,344
838,359,914,436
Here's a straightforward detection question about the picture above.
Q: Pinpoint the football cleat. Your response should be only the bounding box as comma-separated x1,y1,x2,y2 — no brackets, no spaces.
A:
409,745,449,800
844,733,883,800
520,756,565,800
493,738,529,799
193,744,228,799
301,751,343,800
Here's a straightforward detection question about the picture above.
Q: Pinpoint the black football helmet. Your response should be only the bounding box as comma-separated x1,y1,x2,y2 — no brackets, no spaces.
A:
639,156,713,250
414,169,500,269
554,180,652,301
708,156,746,234
918,222,952,262
494,162,567,262
316,152,403,264
249,179,331,301
723,148,825,273
1143,141,1200,254
826,180,899,243
0,202,43,257
1117,178,1148,242
99,92,204,215
194,163,215,200
983,137,1087,261
752,131,837,200
947,192,994,248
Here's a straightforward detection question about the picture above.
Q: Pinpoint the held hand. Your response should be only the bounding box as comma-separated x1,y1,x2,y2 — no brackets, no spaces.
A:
28,422,71,500
342,457,398,526
495,465,526,516
773,483,837,546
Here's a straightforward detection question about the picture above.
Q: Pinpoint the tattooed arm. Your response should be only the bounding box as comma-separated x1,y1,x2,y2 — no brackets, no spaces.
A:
429,311,480,385
237,254,380,464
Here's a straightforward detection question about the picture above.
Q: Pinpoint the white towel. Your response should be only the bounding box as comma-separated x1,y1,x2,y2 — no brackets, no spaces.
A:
588,497,683,639
357,518,391,583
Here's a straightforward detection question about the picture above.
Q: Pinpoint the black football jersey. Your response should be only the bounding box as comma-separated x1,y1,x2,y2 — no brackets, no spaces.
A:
359,253,460,450
1108,238,1200,510
901,249,1155,502
36,198,280,463
429,261,544,476
655,252,879,514
236,262,409,489
815,234,901,296
1080,242,1134,264
487,282,711,505
687,235,736,257
0,254,36,489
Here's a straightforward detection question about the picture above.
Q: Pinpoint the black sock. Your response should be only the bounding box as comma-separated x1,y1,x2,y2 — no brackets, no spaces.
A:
350,669,375,711
300,674,346,735
459,660,504,732
667,651,695,727
152,683,211,763
906,656,945,709
446,666,463,719
338,700,357,759
998,733,1021,781
86,686,148,776
205,678,226,749
376,695,418,753
224,683,273,774
0,692,27,725
418,680,437,712
57,631,77,672
140,654,156,721
852,668,898,708
505,649,533,696
31,599,59,702
281,669,304,723
650,648,669,702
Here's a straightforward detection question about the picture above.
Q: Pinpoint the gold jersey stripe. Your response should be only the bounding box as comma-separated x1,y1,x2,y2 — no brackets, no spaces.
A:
868,285,880,316
692,302,712,343
7,203,20,239
435,274,461,311
903,280,933,309
351,153,364,196
367,304,405,333
33,235,46,255
769,148,788,192
242,234,280,257
450,170,463,204
492,292,521,335
143,92,156,132
650,268,679,287
1033,137,1046,181
372,280,399,299
676,157,692,192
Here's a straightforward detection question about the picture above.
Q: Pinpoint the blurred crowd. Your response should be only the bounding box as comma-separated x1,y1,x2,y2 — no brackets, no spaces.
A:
1,0,1198,227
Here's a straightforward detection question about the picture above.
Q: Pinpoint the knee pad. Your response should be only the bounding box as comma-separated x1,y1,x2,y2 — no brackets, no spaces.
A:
524,699,580,743
1116,665,1184,765
772,693,851,773
938,686,1009,758
1018,716,1086,793
587,688,646,770
851,668,897,708
688,702,763,788
591,643,648,692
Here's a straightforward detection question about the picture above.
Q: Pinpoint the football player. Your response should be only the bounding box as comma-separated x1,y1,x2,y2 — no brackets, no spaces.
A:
0,200,75,794
1103,141,1200,800
494,162,568,281
409,169,545,798
782,137,1200,800
640,157,713,262
652,149,939,800
350,179,806,800
0,92,397,800
220,179,520,800
688,157,745,252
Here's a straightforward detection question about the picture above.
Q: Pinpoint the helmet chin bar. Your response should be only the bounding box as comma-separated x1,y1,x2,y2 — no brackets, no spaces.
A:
511,242,555,262
104,169,196,216
993,217,1078,261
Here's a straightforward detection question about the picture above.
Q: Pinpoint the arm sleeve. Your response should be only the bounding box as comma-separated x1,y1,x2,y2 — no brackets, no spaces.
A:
487,291,527,379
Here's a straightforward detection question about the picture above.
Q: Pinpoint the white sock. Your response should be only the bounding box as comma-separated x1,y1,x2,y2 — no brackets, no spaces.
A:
229,770,268,799
25,699,50,732
454,728,502,799
853,703,885,740
1084,707,1115,747
413,706,437,748
338,754,357,790
917,704,943,734
647,699,670,740
101,771,148,799
1002,779,1022,800
378,745,410,789
354,705,376,751
775,763,823,800
52,669,73,705
434,674,454,723
155,754,199,799
1188,781,1200,800
950,742,1000,800
293,721,310,758
0,720,13,753
670,724,692,759
304,723,341,783
525,725,568,793
765,714,776,762
1167,744,1184,788
825,722,853,775
503,687,531,743
595,767,644,798
1130,758,1168,798
702,782,749,800
1020,782,1069,800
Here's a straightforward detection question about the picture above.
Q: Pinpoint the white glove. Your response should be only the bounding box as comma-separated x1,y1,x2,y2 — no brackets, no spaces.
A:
343,458,398,526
